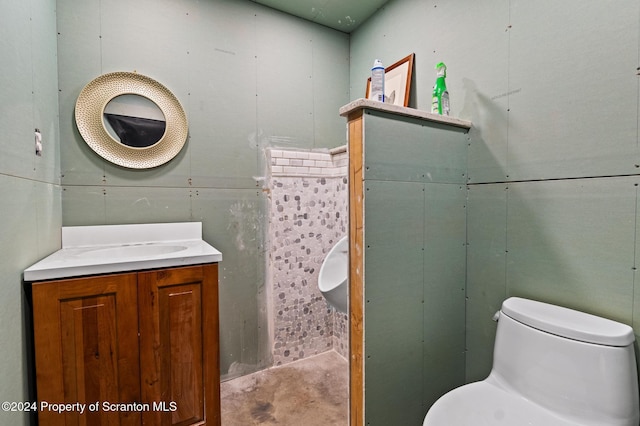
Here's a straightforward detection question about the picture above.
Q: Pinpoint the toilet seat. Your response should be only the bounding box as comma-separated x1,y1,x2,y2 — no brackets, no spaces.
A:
423,381,578,426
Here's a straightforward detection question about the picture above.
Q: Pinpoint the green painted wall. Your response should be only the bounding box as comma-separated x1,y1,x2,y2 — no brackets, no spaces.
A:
56,0,350,379
361,111,468,424
351,0,640,396
0,0,61,424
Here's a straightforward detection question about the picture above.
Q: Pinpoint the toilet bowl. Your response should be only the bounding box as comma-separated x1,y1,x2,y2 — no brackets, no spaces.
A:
318,236,348,313
424,297,639,426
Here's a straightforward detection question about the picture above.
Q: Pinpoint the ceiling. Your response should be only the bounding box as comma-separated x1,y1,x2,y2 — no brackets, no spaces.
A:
252,0,389,33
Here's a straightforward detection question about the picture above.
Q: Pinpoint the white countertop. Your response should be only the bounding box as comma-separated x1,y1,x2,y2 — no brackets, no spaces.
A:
24,222,222,281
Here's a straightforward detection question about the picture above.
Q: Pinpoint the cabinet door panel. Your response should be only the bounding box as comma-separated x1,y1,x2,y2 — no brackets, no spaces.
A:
161,283,204,424
138,264,220,426
32,273,141,426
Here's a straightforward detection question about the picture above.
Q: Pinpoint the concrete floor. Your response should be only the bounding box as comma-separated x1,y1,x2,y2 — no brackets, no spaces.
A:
221,350,349,425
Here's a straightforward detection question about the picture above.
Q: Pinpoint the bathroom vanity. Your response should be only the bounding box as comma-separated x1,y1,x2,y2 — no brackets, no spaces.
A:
24,222,222,426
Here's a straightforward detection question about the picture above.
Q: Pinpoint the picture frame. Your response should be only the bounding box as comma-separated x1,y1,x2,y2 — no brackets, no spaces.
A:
365,53,415,107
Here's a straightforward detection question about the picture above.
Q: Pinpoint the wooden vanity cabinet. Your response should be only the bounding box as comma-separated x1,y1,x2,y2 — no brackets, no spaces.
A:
31,264,220,426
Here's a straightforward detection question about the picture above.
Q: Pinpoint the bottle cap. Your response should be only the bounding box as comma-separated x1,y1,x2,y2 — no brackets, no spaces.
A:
435,62,447,77
372,59,384,70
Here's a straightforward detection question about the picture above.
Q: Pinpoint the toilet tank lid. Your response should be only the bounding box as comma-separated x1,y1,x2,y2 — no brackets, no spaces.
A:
501,297,635,347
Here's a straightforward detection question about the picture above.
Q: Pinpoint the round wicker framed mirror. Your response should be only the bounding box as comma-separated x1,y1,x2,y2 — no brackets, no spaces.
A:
75,71,188,169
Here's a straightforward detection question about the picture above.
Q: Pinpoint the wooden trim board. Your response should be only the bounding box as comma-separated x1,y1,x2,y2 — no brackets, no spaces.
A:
348,110,364,426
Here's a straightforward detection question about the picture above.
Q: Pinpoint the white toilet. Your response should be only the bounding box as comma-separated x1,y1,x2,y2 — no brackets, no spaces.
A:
424,297,640,426
318,236,348,313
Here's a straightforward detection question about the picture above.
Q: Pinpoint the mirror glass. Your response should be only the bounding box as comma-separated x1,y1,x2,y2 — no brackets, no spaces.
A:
103,94,166,148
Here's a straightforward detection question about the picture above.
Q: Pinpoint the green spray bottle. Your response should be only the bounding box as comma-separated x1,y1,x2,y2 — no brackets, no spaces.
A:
431,62,449,115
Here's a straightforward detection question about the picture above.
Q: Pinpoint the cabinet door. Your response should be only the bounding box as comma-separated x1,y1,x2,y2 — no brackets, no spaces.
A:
32,273,141,426
138,264,220,426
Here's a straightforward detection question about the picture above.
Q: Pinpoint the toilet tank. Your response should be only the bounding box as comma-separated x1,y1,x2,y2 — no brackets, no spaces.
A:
488,297,639,426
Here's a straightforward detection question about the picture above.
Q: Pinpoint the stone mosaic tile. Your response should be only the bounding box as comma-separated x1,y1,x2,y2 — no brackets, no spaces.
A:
268,166,349,365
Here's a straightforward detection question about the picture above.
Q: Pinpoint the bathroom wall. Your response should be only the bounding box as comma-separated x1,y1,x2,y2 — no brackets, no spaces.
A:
267,147,349,365
349,108,469,424
0,0,61,425
56,0,350,379
351,0,640,387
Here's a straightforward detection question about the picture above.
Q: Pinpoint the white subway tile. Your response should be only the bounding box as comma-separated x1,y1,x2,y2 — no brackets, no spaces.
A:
268,147,350,178
308,152,327,161
314,160,332,168
283,166,309,175
294,151,310,160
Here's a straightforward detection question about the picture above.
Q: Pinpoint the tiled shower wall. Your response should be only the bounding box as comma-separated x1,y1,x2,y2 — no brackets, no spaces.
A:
267,147,349,365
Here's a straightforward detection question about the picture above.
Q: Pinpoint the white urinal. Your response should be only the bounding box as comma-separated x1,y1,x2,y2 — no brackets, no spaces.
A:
318,236,348,313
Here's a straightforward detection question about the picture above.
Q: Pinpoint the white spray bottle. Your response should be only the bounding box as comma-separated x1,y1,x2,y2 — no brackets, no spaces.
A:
370,59,385,103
